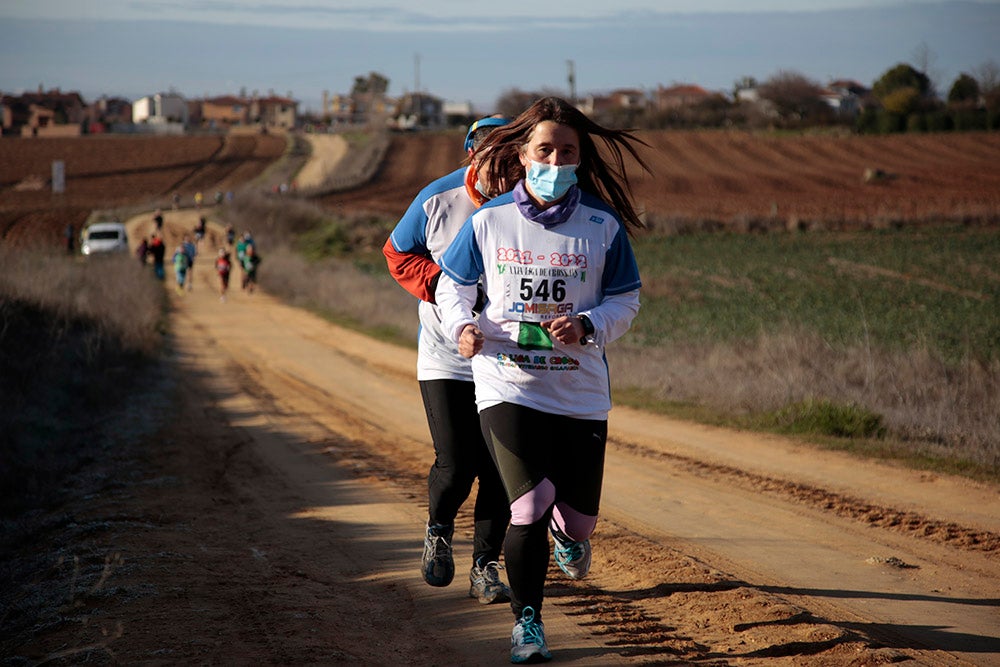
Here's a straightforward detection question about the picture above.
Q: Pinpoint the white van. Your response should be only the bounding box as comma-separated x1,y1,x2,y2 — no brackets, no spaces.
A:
81,222,129,256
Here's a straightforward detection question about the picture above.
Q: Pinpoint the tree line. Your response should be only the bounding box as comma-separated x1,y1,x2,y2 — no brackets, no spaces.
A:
494,60,1000,134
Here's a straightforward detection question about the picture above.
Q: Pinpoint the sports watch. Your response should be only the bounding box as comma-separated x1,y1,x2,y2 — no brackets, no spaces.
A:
578,314,595,345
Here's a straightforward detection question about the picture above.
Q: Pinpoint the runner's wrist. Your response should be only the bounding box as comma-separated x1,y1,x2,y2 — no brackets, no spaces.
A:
578,314,595,344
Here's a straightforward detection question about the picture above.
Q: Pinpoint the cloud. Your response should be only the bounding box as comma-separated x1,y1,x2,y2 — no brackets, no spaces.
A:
131,1,427,29
127,0,633,31
43,0,915,31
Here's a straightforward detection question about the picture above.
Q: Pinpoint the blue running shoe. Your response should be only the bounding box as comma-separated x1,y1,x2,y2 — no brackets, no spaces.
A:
510,606,551,663
550,523,591,580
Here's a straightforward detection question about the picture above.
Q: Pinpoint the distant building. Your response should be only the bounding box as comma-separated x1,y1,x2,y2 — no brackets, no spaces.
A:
324,92,350,124
133,92,188,125
186,99,203,127
189,93,298,130
1,87,86,136
201,95,249,128
252,95,297,129
323,90,394,127
577,88,649,116
655,84,712,110
822,79,871,117
443,101,475,128
86,96,132,133
393,92,445,130
610,88,648,109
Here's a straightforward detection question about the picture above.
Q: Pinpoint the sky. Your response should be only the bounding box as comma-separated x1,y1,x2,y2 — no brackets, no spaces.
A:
1,0,998,114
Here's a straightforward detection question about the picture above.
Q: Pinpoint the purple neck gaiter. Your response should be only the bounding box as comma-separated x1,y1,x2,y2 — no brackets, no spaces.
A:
513,181,580,227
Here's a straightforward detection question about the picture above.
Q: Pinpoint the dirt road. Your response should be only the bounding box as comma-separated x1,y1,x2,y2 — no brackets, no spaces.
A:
294,135,349,191
26,211,995,665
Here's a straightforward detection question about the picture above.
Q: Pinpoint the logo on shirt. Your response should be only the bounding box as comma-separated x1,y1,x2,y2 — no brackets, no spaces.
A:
495,350,581,372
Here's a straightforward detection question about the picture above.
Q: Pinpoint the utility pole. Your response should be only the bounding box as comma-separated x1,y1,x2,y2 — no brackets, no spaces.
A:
415,53,421,94
567,60,576,105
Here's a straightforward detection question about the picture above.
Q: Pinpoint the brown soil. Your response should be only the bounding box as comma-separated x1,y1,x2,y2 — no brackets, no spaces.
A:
6,130,1000,248
318,129,1000,229
318,132,467,216
629,130,1000,228
0,133,286,248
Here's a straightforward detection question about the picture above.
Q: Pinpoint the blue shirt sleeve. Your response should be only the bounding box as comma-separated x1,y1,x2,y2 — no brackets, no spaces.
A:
389,195,430,254
602,224,642,295
389,168,468,254
438,217,483,286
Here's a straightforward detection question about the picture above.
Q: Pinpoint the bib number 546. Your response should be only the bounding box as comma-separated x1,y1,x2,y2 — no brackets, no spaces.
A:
520,278,566,302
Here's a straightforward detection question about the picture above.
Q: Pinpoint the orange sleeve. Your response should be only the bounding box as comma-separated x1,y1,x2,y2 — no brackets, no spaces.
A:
382,236,442,304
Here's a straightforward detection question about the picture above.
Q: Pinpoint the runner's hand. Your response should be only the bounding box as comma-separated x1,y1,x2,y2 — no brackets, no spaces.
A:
458,324,484,358
542,316,584,345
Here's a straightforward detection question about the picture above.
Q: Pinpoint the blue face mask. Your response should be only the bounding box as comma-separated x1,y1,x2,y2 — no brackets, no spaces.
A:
526,160,578,202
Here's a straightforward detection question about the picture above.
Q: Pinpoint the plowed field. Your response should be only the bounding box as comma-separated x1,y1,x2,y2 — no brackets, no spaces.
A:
632,131,1000,228
318,132,465,215
320,129,1000,229
0,133,286,247
3,129,1000,247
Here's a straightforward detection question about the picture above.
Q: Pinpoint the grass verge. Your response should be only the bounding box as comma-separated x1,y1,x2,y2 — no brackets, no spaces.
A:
0,247,168,516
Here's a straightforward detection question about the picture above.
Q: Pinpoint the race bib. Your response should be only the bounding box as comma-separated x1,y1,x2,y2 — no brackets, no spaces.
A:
497,248,588,325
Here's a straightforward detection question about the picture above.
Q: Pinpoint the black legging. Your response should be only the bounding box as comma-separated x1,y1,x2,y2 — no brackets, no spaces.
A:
479,402,607,619
421,379,509,565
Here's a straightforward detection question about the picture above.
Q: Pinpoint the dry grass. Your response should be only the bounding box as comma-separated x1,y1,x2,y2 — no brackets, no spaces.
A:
613,331,1000,472
259,245,418,341
0,192,995,484
215,189,417,342
0,245,166,354
0,246,173,665
0,245,167,514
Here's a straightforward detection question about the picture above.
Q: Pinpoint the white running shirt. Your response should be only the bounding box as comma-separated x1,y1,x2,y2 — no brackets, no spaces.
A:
388,167,478,382
437,183,641,420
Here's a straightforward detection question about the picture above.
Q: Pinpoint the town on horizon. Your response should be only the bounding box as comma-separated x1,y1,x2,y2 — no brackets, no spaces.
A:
3,58,998,138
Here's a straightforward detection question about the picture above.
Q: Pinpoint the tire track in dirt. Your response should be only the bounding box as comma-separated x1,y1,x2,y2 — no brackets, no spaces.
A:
872,146,995,205
810,134,898,173
637,132,703,173
678,133,750,196
827,256,989,301
787,136,863,175
164,135,239,195
0,211,32,241
895,135,1000,193
611,436,1000,557
0,207,92,247
943,133,1000,164
866,134,939,169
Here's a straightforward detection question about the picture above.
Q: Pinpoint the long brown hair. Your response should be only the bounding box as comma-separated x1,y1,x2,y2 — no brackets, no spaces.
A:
473,96,651,231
